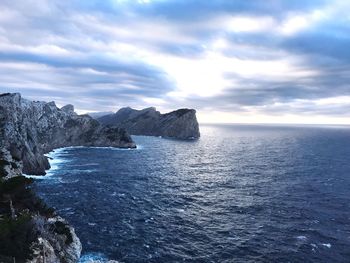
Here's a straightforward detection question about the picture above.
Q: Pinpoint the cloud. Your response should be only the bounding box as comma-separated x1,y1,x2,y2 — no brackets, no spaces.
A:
0,0,349,123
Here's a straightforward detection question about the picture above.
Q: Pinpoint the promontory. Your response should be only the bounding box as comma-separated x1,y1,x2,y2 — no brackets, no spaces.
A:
0,93,136,176
97,107,200,140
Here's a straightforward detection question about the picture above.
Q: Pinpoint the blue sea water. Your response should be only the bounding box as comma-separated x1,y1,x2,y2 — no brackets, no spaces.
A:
33,124,350,262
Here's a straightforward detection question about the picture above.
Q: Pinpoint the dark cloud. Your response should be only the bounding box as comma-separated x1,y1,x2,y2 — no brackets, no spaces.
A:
282,31,350,62
0,49,175,109
0,51,171,80
124,0,328,21
224,70,350,101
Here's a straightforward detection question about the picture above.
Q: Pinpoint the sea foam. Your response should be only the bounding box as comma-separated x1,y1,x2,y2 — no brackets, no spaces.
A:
79,253,110,263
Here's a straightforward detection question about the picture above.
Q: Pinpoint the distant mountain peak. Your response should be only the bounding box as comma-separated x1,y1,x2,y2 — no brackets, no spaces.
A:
98,107,200,140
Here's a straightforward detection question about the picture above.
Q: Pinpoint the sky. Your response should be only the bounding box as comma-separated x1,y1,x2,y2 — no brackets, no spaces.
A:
0,0,350,124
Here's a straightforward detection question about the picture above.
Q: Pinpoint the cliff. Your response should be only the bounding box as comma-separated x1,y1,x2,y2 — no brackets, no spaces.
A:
0,148,82,262
0,93,136,175
0,170,82,263
0,93,137,262
97,107,200,140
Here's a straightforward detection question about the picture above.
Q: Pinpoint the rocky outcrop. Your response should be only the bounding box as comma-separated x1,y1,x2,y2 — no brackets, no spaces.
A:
29,216,82,263
0,93,137,262
0,93,136,175
97,107,200,140
0,174,81,263
0,148,22,179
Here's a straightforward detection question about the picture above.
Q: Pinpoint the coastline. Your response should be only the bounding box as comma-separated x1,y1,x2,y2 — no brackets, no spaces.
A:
0,145,84,262
25,145,141,263
24,145,139,179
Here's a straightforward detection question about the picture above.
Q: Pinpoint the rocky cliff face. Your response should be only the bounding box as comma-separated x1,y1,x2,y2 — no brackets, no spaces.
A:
0,93,136,175
28,216,82,263
97,107,200,140
0,93,136,262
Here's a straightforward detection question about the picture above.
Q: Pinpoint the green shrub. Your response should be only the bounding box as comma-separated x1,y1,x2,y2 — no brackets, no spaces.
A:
50,221,73,245
0,167,8,178
11,155,21,162
0,176,56,261
0,176,54,217
0,176,33,195
0,160,10,166
0,213,37,260
0,160,11,178
10,162,19,169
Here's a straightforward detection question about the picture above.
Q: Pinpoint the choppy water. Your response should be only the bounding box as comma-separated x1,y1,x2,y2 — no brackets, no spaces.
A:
34,124,350,262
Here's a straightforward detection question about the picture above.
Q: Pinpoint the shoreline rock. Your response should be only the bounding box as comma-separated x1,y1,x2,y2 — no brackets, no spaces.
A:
0,138,81,262
0,174,82,263
28,216,82,263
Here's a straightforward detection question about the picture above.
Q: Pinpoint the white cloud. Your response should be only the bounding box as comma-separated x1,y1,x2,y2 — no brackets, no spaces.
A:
280,9,327,36
227,16,275,33
281,15,309,35
0,0,349,124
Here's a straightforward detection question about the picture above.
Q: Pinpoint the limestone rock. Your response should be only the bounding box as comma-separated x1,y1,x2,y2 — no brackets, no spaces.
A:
0,93,136,175
28,216,82,263
97,107,200,140
61,104,75,115
0,148,22,179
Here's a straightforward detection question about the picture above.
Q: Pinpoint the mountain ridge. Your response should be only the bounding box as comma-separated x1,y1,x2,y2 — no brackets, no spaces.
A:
0,93,135,175
97,107,200,140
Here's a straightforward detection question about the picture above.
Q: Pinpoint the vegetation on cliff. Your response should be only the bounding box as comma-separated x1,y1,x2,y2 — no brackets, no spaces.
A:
0,176,50,261
0,175,78,262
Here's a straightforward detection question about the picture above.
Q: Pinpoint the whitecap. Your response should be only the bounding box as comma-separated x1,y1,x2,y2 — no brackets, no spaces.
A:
136,144,144,150
69,169,98,174
23,174,55,180
69,146,136,151
22,149,68,180
79,252,109,263
296,236,307,240
59,207,73,211
36,145,137,180
69,163,99,167
322,243,332,248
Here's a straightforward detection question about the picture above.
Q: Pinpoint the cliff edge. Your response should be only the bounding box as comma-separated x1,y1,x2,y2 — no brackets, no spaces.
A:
0,149,82,263
0,93,136,175
0,93,138,262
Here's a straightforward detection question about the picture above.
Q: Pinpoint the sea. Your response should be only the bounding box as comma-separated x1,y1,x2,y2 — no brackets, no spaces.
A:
32,124,350,263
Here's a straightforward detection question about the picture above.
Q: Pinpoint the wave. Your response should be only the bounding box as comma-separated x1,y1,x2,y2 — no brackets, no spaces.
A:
79,252,110,263
68,169,98,174
63,146,136,151
23,174,55,180
136,144,144,150
68,163,99,167
23,148,70,179
24,144,137,180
